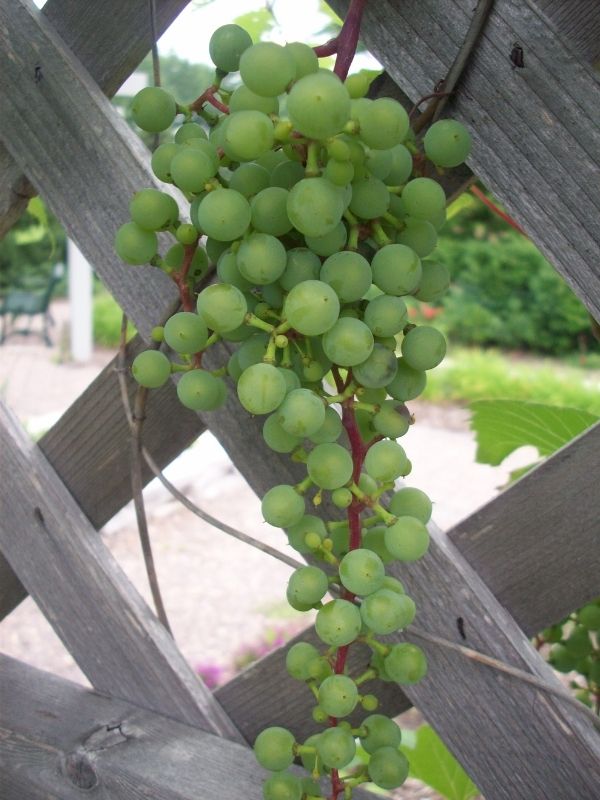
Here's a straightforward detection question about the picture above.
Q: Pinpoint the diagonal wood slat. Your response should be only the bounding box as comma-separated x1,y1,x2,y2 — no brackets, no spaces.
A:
0,402,241,742
0,0,192,238
535,0,600,63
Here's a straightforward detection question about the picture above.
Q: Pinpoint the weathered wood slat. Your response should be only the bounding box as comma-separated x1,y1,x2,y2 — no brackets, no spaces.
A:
535,0,600,63
0,0,192,238
449,421,600,634
329,0,600,320
0,402,241,742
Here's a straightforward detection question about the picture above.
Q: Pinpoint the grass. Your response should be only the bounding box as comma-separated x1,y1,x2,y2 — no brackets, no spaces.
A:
423,347,600,415
93,289,135,348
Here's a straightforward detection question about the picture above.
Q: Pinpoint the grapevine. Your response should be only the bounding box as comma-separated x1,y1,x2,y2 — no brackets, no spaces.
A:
116,7,473,798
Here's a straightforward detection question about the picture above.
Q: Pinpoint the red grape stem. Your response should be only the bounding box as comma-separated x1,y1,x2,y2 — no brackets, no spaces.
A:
190,84,230,115
470,184,527,236
172,242,197,312
313,0,368,82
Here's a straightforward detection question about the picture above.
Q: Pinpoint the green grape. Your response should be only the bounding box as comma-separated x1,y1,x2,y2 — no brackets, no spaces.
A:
385,516,430,561
114,222,157,265
287,71,351,140
277,367,301,393
217,250,253,292
287,565,329,610
177,369,225,411
365,440,408,482
360,714,402,754
362,526,395,564
365,148,393,180
237,233,287,285
316,727,356,769
262,484,305,528
345,71,370,99
367,746,409,789
364,294,408,337
414,260,450,302
251,187,293,236
309,406,343,444
271,159,305,190
237,363,287,415
151,142,180,182
307,443,353,490
361,589,416,634
339,548,385,596
174,122,207,143
183,137,220,171
151,326,164,342
371,244,421,296
389,487,432,523
324,158,355,186
206,237,230,264
320,251,372,303
286,642,320,681
129,189,179,231
332,487,352,508
315,599,362,646
387,358,427,401
353,344,398,389
317,674,359,717
287,178,345,238
387,143,414,184
277,388,326,437
349,176,390,219
239,41,296,97
356,97,409,150
131,86,177,132
229,163,270,197
209,23,252,72
262,283,285,309
223,110,275,161
176,223,198,245
287,514,327,553
237,333,270,370
372,400,410,438
305,222,348,257
229,84,280,115
254,728,296,772
283,280,340,336
227,351,243,381
424,119,471,167
401,326,446,370
578,603,600,631
197,283,248,333
384,643,427,684
262,770,303,800
322,317,374,367
195,189,251,241
397,218,438,257
285,41,319,77
170,148,216,193
401,178,446,222
132,350,171,388
382,575,406,594
163,311,208,354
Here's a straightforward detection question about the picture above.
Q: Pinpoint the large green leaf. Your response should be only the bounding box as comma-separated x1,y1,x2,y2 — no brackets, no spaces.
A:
470,400,598,466
401,725,479,800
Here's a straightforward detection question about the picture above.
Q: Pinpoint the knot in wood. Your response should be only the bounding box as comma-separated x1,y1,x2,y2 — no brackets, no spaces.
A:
63,751,98,790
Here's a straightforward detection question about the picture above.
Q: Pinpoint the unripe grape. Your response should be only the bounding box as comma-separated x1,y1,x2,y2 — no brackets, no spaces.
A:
316,727,356,768
349,176,390,219
315,599,362,646
287,71,351,140
389,487,432,523
287,514,327,554
277,388,326,437
263,414,302,454
372,244,422,296
360,714,402,754
129,189,179,231
287,178,345,238
364,440,408,483
345,71,370,98
368,746,409,789
230,84,280,115
339,548,385,596
209,24,252,72
356,97,409,150
414,260,450,302
285,41,319,77
361,589,416,634
177,369,225,411
114,222,157,265
176,223,198,245
364,294,408,338
195,189,251,242
262,484,305,528
307,443,353,490
401,178,446,222
353,344,398,389
317,674,358,717
332,487,352,508
305,222,348,258
384,643,428,684
387,358,427,401
170,148,216,193
197,283,248,333
239,41,296,97
322,317,374,367
309,406,343,444
283,280,340,336
251,187,294,236
385,516,430,561
174,122,207,143
163,312,208,354
286,565,329,610
320,251,372,303
237,233,287,285
132,350,171,388
401,326,446,371
285,642,320,681
223,110,275,161
151,142,180,182
237,363,287,415
424,119,471,167
262,771,303,800
131,86,176,132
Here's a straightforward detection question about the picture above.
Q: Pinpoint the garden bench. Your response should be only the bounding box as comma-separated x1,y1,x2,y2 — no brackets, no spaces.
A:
0,262,64,346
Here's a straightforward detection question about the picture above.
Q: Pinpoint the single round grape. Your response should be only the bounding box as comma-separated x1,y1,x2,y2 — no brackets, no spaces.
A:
309,406,343,444
177,369,225,411
287,565,329,610
389,487,432,523
353,344,398,389
237,233,287,285
368,746,409,789
132,350,171,388
398,218,438,257
401,178,446,222
277,367,301,394
385,516,430,561
339,548,385,596
183,137,220,171
345,71,370,98
271,159,305,190
365,440,408,482
195,189,251,241
150,142,180,182
360,714,402,754
237,363,287,415
414,260,450,302
176,223,198,245
361,589,416,634
316,727,356,769
315,599,362,646
129,189,179,231
277,388,326,437
230,84,279,115
170,148,216,193
287,177,345,238
401,326,446,371
387,358,427,401
287,71,351,140
286,642,320,681
251,187,293,236
284,41,319,78
287,514,327,553
262,484,305,528
174,122,207,143
305,221,348,257
283,280,340,336
114,222,157,265
362,526,395,564
163,312,208,355
372,244,422,296
317,674,358,717
365,148,393,180
356,97,409,149
217,250,253,292
364,294,408,337
373,400,410,438
332,487,352,508
424,119,471,167
223,110,275,161
307,443,353,490
349,176,390,219
384,643,428,684
578,603,600,631
209,23,252,72
131,86,176,132
320,251,372,303
239,41,296,97
324,158,355,186
229,163,270,198
382,575,406,594
387,143,414,184
197,283,247,333
322,317,374,367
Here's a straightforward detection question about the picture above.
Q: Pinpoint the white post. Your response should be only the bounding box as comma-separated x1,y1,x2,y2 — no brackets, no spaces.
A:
68,239,93,362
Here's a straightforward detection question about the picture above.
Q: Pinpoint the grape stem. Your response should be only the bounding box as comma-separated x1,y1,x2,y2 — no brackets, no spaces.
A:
172,242,197,312
190,84,230,115
313,0,368,81
470,184,527,236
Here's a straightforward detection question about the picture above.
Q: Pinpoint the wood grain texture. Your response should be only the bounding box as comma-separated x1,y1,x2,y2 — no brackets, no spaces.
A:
535,0,600,63
0,0,191,238
329,0,600,319
0,402,241,742
449,421,600,635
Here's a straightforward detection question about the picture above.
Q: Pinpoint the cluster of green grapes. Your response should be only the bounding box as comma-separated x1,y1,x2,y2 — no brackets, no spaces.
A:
116,22,471,800
544,599,600,713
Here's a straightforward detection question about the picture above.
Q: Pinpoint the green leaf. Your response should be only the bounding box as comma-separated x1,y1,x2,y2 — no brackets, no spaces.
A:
401,725,479,800
233,9,274,42
470,400,598,466
27,196,57,256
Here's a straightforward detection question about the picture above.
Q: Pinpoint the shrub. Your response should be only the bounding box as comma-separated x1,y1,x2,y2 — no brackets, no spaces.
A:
93,288,135,347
